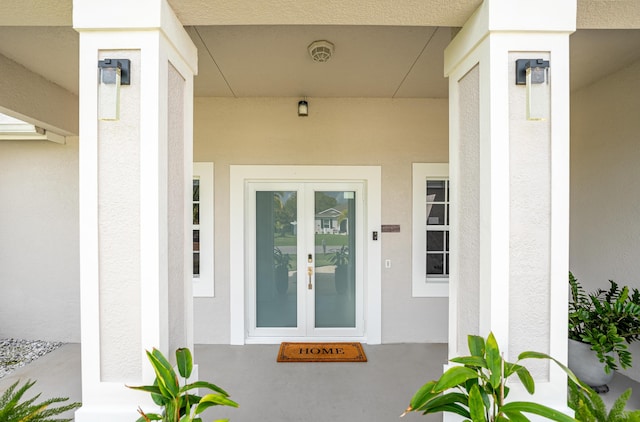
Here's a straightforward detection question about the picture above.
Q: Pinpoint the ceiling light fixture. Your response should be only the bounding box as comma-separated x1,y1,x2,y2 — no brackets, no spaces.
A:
298,99,309,117
308,40,334,63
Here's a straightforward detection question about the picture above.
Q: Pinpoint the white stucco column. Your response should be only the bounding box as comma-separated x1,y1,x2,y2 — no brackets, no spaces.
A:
73,1,197,420
445,0,575,415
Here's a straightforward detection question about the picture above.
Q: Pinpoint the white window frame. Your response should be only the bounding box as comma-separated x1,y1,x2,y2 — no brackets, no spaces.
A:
193,162,214,297
412,163,449,297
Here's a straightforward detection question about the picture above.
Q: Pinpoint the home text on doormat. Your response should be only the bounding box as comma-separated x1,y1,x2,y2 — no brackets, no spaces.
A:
277,342,367,362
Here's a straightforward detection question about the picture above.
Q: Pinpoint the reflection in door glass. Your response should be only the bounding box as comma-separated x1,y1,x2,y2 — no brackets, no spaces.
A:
315,191,356,328
256,191,297,327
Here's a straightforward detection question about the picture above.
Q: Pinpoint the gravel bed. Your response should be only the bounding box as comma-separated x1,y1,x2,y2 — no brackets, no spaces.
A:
0,338,63,379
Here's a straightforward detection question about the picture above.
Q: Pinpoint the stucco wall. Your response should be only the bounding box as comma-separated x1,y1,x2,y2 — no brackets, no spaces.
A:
0,137,79,342
570,58,640,382
193,97,449,344
455,64,480,356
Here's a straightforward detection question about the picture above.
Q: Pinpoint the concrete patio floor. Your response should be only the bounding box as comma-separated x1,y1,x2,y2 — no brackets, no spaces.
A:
0,343,638,421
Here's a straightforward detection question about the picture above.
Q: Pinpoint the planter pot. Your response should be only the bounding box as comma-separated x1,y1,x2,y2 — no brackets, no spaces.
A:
335,265,348,294
568,338,614,392
275,266,289,294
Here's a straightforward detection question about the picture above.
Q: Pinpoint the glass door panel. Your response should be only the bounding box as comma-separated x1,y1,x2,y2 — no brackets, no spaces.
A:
249,182,364,339
314,191,356,328
255,191,297,328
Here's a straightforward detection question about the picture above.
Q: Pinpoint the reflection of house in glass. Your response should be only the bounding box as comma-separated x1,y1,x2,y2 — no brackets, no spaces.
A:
315,207,349,234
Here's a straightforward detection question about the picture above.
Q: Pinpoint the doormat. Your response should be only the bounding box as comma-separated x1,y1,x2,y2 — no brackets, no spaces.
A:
277,342,367,362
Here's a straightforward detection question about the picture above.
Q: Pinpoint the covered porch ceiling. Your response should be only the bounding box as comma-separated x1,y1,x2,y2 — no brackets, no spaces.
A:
0,0,639,100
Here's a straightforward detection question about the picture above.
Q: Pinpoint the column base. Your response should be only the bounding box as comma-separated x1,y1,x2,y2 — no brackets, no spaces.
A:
75,365,198,420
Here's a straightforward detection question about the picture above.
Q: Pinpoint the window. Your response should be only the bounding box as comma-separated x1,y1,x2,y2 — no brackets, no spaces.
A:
412,163,449,297
193,162,214,297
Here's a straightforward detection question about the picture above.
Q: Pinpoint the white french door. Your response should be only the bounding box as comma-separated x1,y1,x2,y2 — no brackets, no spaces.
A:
246,181,365,339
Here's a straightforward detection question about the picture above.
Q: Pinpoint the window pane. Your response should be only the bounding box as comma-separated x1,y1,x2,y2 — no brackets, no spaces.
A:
256,191,297,328
193,203,200,225
427,230,444,251
193,179,200,201
427,204,445,225
426,253,444,275
427,180,446,201
193,230,200,251
193,252,200,276
315,191,356,329
445,253,449,275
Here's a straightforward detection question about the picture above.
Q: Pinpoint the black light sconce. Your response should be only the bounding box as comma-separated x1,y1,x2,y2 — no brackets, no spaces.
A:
515,58,550,121
298,99,309,117
98,58,131,121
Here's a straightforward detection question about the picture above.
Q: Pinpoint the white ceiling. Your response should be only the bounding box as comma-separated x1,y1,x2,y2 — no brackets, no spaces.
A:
0,25,639,99
188,25,452,98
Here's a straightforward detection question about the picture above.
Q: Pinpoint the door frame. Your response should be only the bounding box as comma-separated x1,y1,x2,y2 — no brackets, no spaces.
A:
230,165,381,345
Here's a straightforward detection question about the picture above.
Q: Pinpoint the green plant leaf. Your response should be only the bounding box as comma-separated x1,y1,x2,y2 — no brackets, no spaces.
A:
518,351,585,392
194,394,239,414
127,385,163,395
434,366,480,392
176,348,193,379
181,381,230,397
423,403,471,419
500,408,531,422
468,335,486,357
485,332,502,389
130,347,238,422
147,349,180,399
513,366,535,395
501,401,576,422
609,388,631,420
468,384,487,422
0,379,81,422
408,381,439,411
137,413,163,421
415,392,469,414
451,356,488,369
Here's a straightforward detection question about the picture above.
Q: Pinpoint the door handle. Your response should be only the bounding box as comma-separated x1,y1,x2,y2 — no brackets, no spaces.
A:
307,267,313,290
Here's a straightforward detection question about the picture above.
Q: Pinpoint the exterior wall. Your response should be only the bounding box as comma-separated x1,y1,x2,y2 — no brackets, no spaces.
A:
570,58,640,382
0,137,79,342
96,49,142,380
455,65,481,355
508,52,551,374
167,63,188,359
193,97,449,344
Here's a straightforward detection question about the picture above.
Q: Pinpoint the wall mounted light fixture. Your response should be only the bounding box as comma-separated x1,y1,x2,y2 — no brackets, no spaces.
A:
98,58,131,121
298,99,309,117
516,58,550,121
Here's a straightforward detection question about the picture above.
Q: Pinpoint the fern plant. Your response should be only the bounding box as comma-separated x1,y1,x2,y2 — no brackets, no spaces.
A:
568,380,640,421
0,379,80,422
569,272,640,373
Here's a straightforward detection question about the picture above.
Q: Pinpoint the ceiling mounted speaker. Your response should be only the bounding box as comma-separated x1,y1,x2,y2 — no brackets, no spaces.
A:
308,40,334,63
